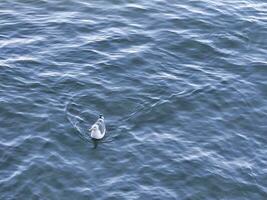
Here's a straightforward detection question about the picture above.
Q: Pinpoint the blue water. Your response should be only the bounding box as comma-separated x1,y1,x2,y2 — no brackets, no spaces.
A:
1,0,267,199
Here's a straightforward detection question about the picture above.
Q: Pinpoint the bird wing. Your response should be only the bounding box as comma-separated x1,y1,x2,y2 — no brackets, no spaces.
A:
96,119,106,135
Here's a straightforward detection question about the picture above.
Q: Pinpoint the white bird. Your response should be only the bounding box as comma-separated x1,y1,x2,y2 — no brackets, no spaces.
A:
89,114,106,139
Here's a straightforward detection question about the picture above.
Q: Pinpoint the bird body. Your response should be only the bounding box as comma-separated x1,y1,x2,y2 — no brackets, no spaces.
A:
90,115,106,139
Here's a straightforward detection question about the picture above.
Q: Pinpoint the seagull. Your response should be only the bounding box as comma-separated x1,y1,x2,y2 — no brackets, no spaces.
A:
89,114,106,139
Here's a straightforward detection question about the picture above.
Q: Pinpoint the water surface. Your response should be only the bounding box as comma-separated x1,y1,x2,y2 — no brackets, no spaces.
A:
0,0,267,199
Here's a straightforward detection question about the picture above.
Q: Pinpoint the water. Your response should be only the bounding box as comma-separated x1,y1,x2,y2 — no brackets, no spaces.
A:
0,0,267,199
